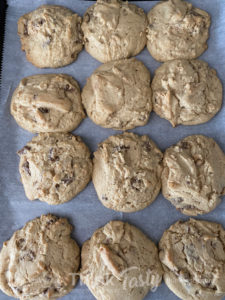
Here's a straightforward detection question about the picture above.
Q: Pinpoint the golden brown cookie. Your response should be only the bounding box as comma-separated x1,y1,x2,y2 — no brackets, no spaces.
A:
18,5,83,68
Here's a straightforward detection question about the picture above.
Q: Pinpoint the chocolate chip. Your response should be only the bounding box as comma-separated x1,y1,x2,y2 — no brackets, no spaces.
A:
84,37,89,43
24,24,28,36
55,184,60,189
112,145,130,153
38,107,49,113
84,13,90,22
102,195,108,201
143,141,152,152
48,148,59,162
181,142,189,149
130,177,143,191
23,161,31,176
61,175,74,186
16,238,25,249
177,197,184,203
17,146,31,155
64,84,74,92
46,216,60,227
21,250,36,261
38,18,45,25
43,288,49,294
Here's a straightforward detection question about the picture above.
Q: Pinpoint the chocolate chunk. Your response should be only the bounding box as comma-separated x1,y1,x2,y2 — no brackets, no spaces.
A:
102,195,108,201
55,184,60,189
23,161,31,176
48,148,59,162
130,177,143,191
24,23,28,36
181,142,189,149
38,107,49,113
38,18,45,26
143,141,152,152
43,288,49,294
16,238,25,249
61,175,74,185
113,145,130,153
46,216,60,227
84,13,90,23
17,146,31,155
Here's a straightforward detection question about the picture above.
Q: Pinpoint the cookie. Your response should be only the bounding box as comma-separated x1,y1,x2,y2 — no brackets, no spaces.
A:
159,219,225,300
0,214,80,299
152,59,223,126
93,132,163,212
18,133,92,205
11,74,85,133
82,58,152,130
146,0,210,62
80,220,163,300
162,135,225,216
82,0,147,63
18,5,83,68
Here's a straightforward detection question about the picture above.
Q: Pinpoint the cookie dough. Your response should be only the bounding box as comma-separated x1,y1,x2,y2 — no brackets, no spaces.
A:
80,220,163,300
93,132,163,212
82,0,147,63
152,59,223,126
82,58,152,130
159,219,225,300
0,214,80,299
11,74,85,133
18,133,92,205
18,5,83,68
146,0,211,62
162,135,225,216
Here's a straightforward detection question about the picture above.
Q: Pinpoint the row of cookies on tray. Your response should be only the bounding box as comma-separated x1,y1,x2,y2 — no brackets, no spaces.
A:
15,131,225,216
1,214,225,300
11,58,222,131
18,0,211,68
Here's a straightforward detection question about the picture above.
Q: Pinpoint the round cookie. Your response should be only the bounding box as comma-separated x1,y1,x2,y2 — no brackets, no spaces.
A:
152,59,223,126
82,58,152,130
18,5,83,68
93,132,163,212
82,0,147,63
11,74,85,133
146,0,211,62
80,220,163,300
18,133,92,205
0,214,80,299
159,219,225,300
162,135,225,216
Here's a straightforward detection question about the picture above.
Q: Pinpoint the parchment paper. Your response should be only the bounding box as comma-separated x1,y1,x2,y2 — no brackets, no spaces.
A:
0,1,225,299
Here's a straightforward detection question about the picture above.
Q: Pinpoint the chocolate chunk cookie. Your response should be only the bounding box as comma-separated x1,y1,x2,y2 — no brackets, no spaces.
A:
11,74,85,133
0,214,80,299
152,59,222,126
162,135,225,215
80,220,163,300
18,133,92,205
146,0,210,62
18,5,83,68
82,0,147,63
93,132,163,212
159,219,225,300
82,58,152,130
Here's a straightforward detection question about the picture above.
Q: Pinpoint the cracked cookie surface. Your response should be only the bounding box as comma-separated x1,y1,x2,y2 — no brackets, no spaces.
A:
159,219,225,300
11,74,85,133
82,58,152,130
152,59,222,126
80,220,163,300
18,133,92,205
162,135,225,216
93,132,163,212
146,0,210,62
18,5,83,68
82,0,147,63
0,214,80,299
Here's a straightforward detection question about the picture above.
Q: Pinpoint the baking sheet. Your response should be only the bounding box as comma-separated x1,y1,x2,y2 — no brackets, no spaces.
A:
0,0,225,299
